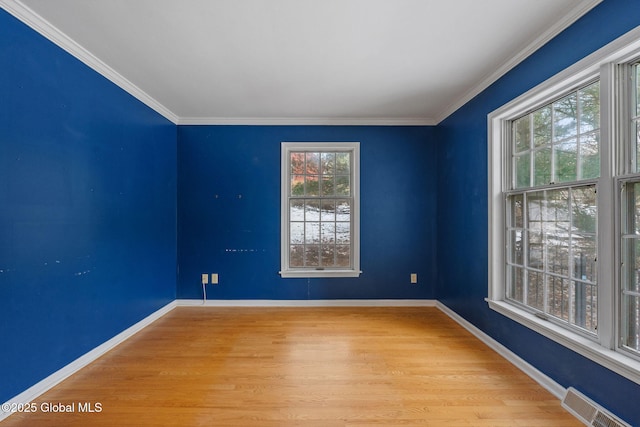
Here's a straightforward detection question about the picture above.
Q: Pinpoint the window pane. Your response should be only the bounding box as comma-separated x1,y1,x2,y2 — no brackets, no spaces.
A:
514,116,530,152
305,200,320,221
336,222,350,244
290,245,304,267
508,230,523,265
622,294,640,352
574,281,597,332
336,153,350,174
508,265,524,303
553,93,578,142
515,153,530,188
290,152,304,175
510,194,524,228
290,223,304,244
321,152,335,174
305,222,319,243
322,245,336,266
336,245,350,267
321,176,335,196
306,175,319,196
534,148,552,186
336,175,350,196
573,234,596,283
304,245,320,266
306,152,319,174
533,106,552,147
555,139,577,183
548,276,570,322
572,186,597,234
290,200,304,221
291,175,305,195
527,270,545,310
320,200,336,221
635,64,640,117
336,200,350,221
320,222,335,244
579,82,600,133
580,132,600,179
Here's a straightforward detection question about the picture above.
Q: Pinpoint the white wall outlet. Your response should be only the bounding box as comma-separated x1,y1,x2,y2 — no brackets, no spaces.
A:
410,273,418,284
211,273,219,284
201,273,209,285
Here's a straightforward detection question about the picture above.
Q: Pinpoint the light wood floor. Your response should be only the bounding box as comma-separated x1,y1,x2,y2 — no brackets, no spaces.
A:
1,307,581,426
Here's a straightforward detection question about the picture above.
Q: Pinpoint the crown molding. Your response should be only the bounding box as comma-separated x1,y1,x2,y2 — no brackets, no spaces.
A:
177,116,437,126
0,0,179,124
434,0,603,124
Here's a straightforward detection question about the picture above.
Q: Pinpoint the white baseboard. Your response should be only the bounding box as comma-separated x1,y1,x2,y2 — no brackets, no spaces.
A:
176,298,437,307
435,301,566,399
0,301,177,422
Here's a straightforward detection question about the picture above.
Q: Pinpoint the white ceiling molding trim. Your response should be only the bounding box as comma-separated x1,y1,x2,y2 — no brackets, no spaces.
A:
0,0,179,124
434,0,603,124
177,117,437,126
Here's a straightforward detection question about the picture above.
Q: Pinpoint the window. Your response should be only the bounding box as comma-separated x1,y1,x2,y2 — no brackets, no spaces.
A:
488,27,640,385
506,82,600,335
280,142,360,278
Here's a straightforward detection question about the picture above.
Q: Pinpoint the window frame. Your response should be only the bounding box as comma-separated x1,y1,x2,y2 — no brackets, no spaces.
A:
280,142,361,278
488,26,640,386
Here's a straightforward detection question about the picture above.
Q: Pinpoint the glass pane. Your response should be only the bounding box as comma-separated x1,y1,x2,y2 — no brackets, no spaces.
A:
321,176,335,196
290,223,304,244
508,230,523,265
547,235,569,276
321,152,335,175
527,231,543,270
573,281,597,332
290,199,305,221
548,276,569,322
336,176,350,196
527,270,545,310
635,64,640,117
544,188,570,226
336,245,350,267
633,239,640,293
305,175,319,196
533,106,552,147
321,245,336,266
290,152,304,175
290,245,304,267
534,147,552,186
305,200,320,221
336,222,350,244
336,153,350,174
579,82,600,133
336,200,351,222
622,294,640,351
579,132,600,179
553,93,578,142
514,116,530,152
555,139,577,182
305,222,320,243
508,265,524,303
306,152,319,174
515,153,530,189
636,121,640,174
572,186,597,234
625,182,640,235
304,245,320,267
291,175,305,195
320,222,335,244
320,200,336,221
573,234,596,283
510,194,524,228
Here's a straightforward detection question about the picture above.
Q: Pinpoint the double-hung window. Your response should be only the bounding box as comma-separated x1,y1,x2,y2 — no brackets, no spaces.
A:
280,142,360,278
488,27,640,384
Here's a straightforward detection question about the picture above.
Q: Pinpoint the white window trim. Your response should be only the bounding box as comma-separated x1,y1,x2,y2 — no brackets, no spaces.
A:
488,25,640,385
280,142,361,278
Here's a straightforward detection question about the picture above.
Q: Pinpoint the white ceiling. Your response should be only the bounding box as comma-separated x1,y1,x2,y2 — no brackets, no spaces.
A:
5,0,600,125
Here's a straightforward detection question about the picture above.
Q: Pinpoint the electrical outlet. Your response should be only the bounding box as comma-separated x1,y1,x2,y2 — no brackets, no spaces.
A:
211,273,219,284
201,273,209,285
410,273,418,284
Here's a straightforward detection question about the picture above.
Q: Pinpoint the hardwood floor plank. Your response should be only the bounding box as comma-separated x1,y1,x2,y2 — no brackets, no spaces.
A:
0,307,581,426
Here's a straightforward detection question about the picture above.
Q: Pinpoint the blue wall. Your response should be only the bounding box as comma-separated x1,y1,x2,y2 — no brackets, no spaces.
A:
436,0,640,424
177,125,437,300
0,9,177,402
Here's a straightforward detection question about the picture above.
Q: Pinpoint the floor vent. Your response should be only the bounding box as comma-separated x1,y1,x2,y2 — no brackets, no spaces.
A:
562,387,629,427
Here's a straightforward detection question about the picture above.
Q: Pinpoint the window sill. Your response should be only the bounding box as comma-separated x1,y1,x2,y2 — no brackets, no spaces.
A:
487,298,640,385
279,270,362,278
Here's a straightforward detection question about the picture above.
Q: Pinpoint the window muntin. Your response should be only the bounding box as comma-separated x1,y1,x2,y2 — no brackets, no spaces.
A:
507,82,600,334
281,143,360,278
